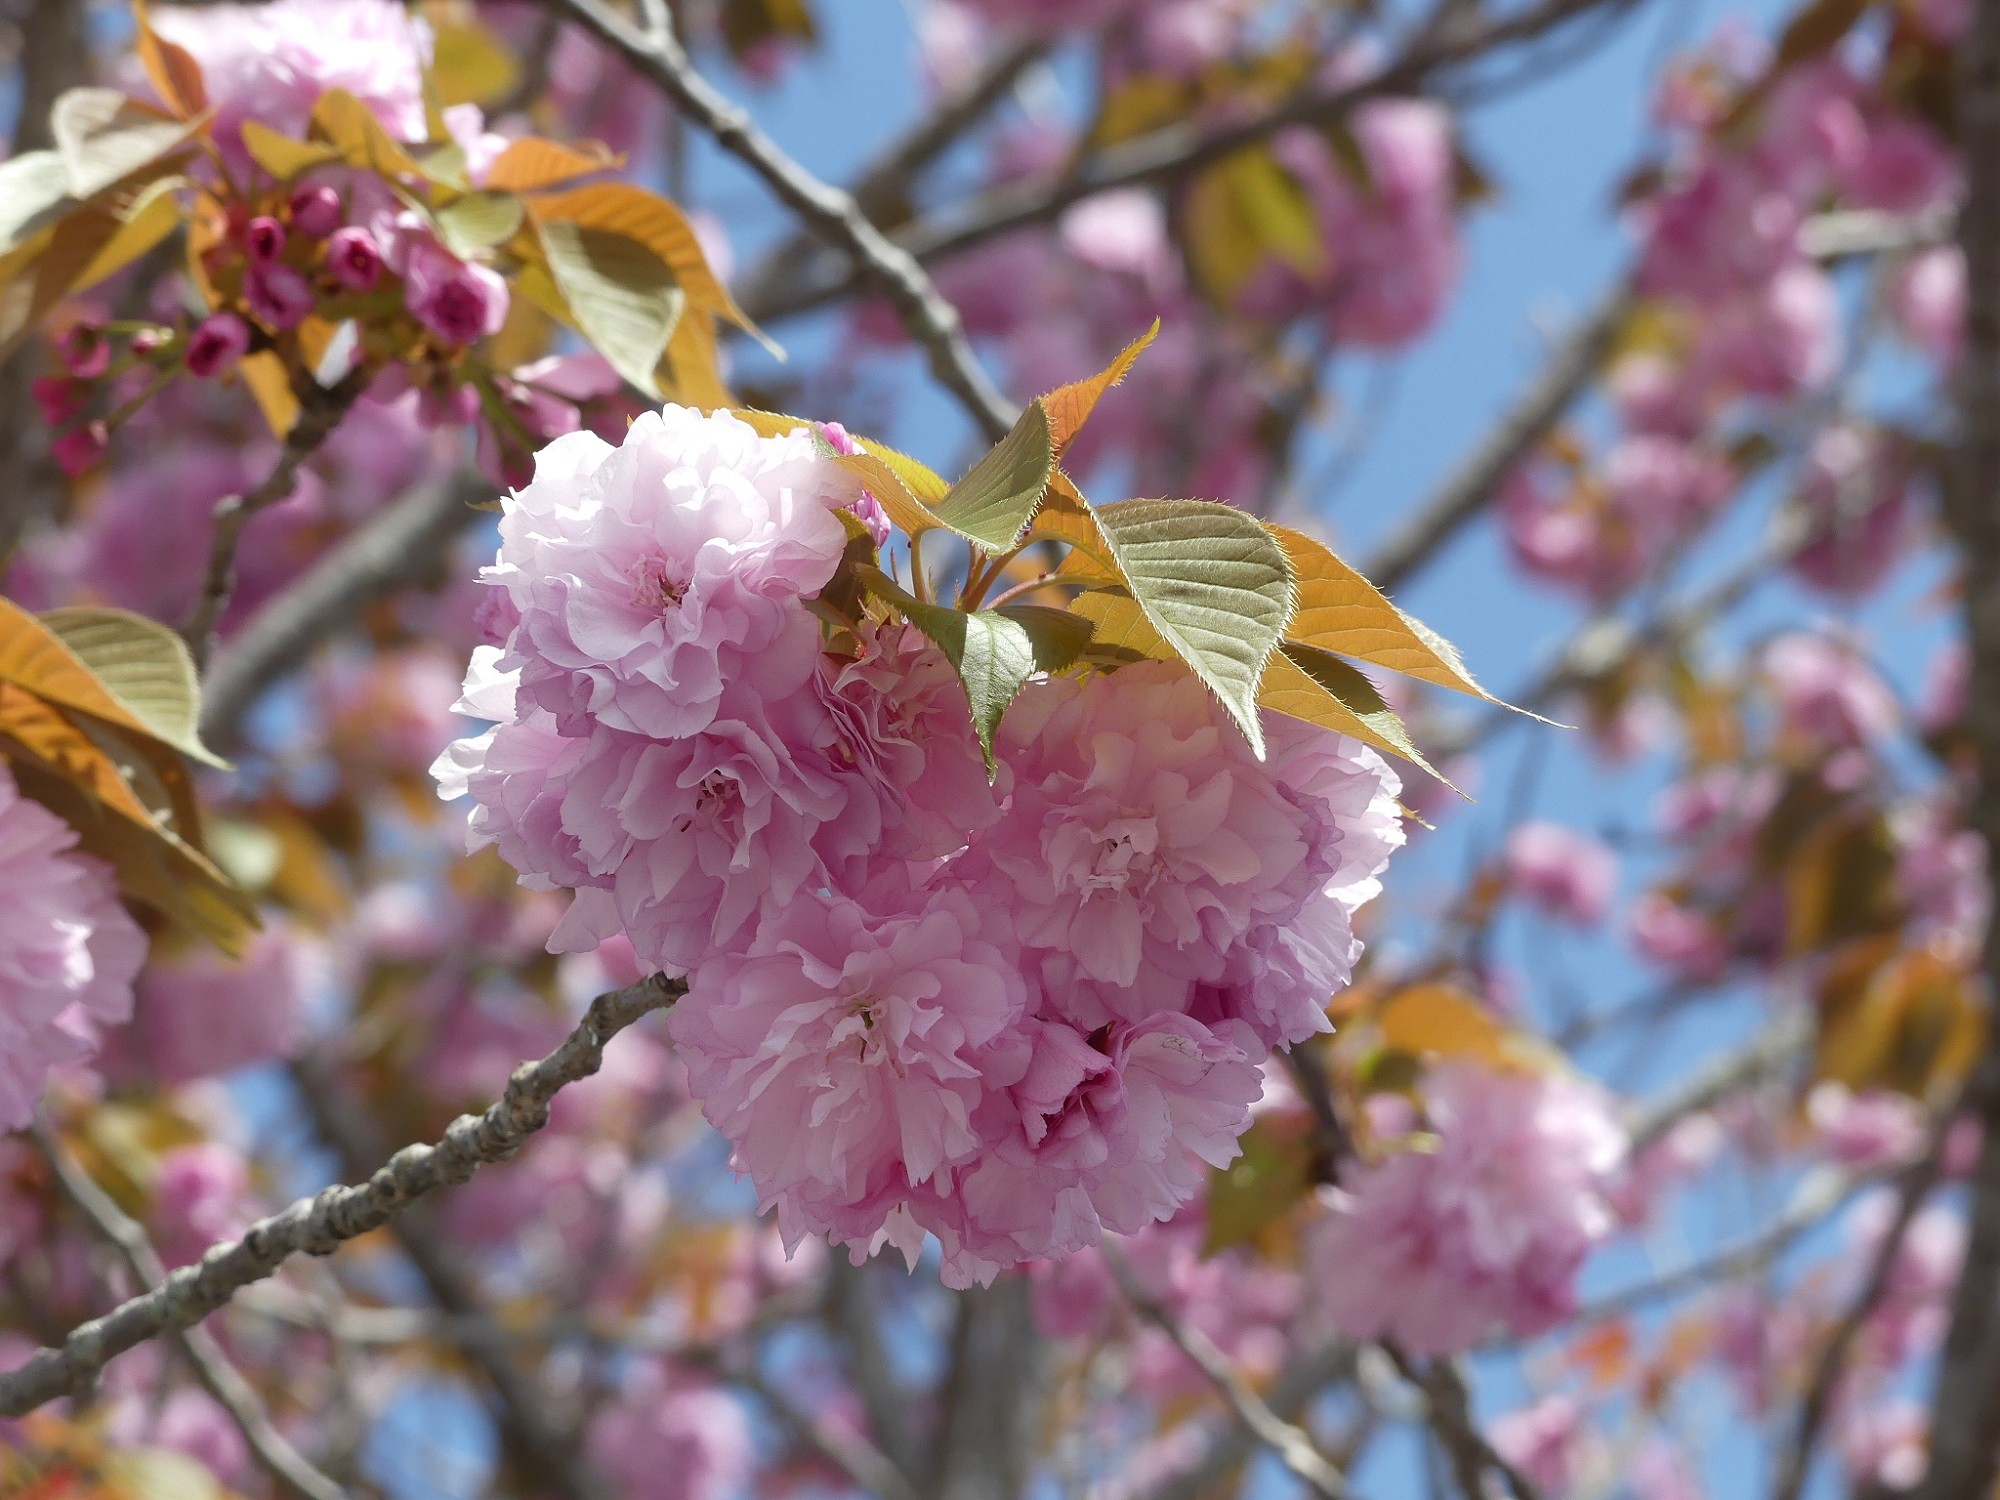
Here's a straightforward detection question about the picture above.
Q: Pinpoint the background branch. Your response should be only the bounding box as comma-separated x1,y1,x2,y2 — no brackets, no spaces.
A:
0,975,683,1420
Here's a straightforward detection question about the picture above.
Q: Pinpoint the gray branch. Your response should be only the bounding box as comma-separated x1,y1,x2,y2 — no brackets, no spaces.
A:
1105,1244,1352,1500
1363,283,1627,592
0,974,683,1419
34,1123,352,1500
181,374,367,670
544,0,1018,441
741,0,1649,327
199,470,493,749
1913,0,2000,1490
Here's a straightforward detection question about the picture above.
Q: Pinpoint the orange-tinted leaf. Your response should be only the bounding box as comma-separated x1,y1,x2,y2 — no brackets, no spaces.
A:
530,182,762,340
484,137,617,193
1042,320,1159,458
133,0,209,120
1374,983,1515,1066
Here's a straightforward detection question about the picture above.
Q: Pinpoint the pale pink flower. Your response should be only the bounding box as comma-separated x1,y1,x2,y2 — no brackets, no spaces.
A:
976,663,1322,1005
1503,821,1618,926
584,1362,752,1500
668,882,1028,1257
1034,1209,1301,1397
150,1143,253,1269
1628,1438,1703,1500
1271,100,1462,348
1629,891,1730,982
807,620,1002,879
1763,632,1900,751
1895,799,1988,958
103,1385,252,1492
1889,246,1966,362
1807,1083,1927,1171
0,762,147,1129
1606,1111,1725,1226
152,0,431,162
1912,0,1973,43
489,410,850,741
1192,710,1403,1051
1843,118,1960,215
935,1010,1263,1283
1838,1400,1930,1491
1060,191,1175,289
1790,426,1914,597
1314,1061,1627,1354
1694,261,1841,398
1638,156,1801,301
1490,1396,1587,1496
111,924,315,1086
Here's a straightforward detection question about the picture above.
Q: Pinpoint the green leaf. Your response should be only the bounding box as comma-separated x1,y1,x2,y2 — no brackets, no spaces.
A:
994,604,1094,673
74,176,186,295
239,120,343,183
1075,498,1296,757
0,151,75,256
1265,641,1452,785
434,190,525,258
50,88,198,199
858,567,1037,775
933,400,1054,553
533,219,683,399
36,607,228,769
1204,1113,1316,1256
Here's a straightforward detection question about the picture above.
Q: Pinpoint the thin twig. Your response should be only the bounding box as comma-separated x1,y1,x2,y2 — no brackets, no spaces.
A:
1539,1166,1869,1334
1145,1341,1357,1500
286,1049,611,1500
1104,1244,1351,1500
181,373,367,669
199,470,493,748
731,35,1050,321
1363,283,1627,591
710,1357,920,1500
742,0,1648,326
1775,1123,1952,1500
0,974,683,1419
33,1123,352,1500
1384,1346,1542,1500
1623,1010,1811,1156
544,0,1017,441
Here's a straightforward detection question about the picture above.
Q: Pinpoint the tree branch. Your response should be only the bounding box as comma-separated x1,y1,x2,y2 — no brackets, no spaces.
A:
1912,0,2000,1486
1104,1244,1352,1500
181,374,368,670
1363,282,1627,591
33,1123,352,1500
730,35,1050,323
541,0,1018,441
0,974,683,1419
1384,1345,1542,1500
1776,1124,1951,1500
1145,1341,1357,1500
286,1049,611,1500
198,470,493,749
740,0,1647,328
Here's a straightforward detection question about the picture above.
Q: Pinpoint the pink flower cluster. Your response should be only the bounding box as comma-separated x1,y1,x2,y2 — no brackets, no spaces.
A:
0,760,147,1129
439,406,1405,1284
1313,1061,1627,1354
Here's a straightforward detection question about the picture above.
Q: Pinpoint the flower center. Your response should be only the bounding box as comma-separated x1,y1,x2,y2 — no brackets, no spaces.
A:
631,555,690,612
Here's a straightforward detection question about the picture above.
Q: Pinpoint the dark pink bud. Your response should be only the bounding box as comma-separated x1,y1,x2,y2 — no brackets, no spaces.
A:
32,375,85,426
129,326,169,358
327,227,383,290
245,263,314,331
244,215,287,266
288,184,342,239
52,421,108,476
185,312,251,378
55,321,110,379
